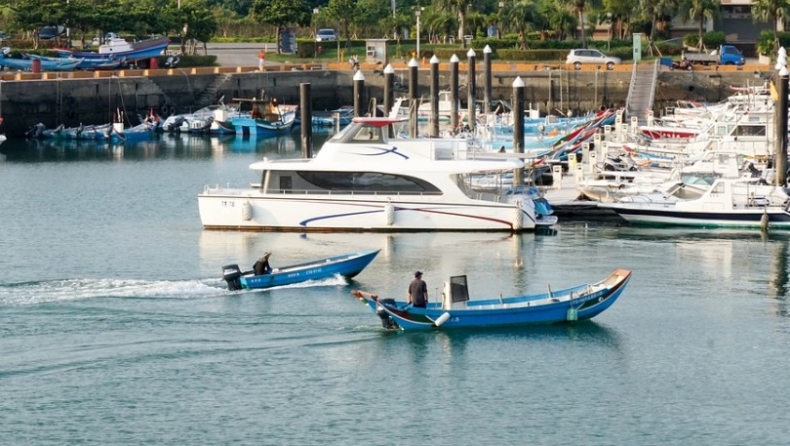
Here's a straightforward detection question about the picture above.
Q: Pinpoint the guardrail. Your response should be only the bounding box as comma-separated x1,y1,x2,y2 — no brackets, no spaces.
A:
0,61,770,82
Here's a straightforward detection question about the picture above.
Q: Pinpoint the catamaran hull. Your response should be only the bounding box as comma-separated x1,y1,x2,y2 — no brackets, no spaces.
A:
198,192,553,232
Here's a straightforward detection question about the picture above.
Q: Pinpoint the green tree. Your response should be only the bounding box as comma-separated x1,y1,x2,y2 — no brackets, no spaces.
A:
677,0,719,50
323,0,355,42
537,0,576,40
603,0,637,39
752,0,790,53
253,0,311,54
179,0,218,55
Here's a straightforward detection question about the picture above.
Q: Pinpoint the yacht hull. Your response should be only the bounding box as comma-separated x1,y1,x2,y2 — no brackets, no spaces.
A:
198,191,555,232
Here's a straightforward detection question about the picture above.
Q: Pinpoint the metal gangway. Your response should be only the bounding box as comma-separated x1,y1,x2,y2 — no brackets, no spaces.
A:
625,59,659,126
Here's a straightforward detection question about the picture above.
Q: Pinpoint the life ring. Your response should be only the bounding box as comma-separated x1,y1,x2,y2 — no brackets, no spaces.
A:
169,105,176,115
160,104,169,116
538,124,545,132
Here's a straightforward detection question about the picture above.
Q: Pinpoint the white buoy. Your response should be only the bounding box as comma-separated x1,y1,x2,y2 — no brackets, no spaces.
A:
434,312,451,327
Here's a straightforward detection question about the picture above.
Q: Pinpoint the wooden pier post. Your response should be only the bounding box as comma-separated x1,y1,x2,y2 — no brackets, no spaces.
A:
408,58,419,138
450,54,460,132
300,83,312,158
467,49,476,131
429,55,440,137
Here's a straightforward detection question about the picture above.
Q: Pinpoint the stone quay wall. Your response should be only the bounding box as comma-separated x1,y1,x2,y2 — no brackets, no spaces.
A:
0,66,771,137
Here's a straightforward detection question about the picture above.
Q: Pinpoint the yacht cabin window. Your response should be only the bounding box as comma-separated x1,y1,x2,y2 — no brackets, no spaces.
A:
296,171,440,193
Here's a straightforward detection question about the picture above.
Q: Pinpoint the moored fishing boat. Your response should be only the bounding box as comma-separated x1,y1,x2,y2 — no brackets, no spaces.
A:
52,37,169,63
352,268,632,330
221,249,380,290
0,48,82,71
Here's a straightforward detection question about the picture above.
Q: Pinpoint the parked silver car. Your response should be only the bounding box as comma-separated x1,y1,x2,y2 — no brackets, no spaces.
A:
316,29,338,42
565,49,621,70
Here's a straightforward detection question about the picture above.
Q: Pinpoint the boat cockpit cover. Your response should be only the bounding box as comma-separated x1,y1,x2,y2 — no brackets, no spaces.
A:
449,275,470,303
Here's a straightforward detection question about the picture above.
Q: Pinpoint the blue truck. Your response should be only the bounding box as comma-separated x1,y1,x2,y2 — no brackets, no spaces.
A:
681,44,745,66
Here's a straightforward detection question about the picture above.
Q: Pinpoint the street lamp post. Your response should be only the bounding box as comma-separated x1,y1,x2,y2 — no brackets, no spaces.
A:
498,2,504,39
313,8,319,58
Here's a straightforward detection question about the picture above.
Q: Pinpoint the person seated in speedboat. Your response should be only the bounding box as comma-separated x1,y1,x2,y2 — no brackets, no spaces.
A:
253,252,272,275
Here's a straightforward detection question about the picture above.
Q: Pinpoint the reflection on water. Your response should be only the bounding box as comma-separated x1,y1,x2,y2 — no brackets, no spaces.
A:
0,132,336,163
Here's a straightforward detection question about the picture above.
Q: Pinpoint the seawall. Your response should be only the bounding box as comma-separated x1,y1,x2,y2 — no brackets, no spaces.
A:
0,64,771,137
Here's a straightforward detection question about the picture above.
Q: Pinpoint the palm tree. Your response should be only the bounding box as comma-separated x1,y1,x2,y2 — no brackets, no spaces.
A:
561,0,601,48
751,0,790,53
433,0,477,42
677,0,719,50
639,0,678,46
506,0,542,49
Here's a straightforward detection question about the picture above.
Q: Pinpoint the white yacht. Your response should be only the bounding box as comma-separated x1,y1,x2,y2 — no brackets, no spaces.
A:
198,117,557,232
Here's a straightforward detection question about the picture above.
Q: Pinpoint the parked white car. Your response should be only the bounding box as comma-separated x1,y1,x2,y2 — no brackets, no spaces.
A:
316,29,338,42
565,49,621,70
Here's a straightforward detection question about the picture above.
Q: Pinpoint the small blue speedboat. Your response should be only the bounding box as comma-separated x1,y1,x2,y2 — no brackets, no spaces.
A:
222,249,380,291
353,268,632,330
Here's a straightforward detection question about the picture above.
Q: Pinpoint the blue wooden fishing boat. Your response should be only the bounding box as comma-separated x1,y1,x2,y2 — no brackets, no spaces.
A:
222,249,380,291
52,37,169,62
0,49,81,71
228,98,295,137
353,268,632,330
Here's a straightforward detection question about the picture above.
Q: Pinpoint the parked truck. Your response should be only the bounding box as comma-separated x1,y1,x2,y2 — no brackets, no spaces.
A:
681,44,745,66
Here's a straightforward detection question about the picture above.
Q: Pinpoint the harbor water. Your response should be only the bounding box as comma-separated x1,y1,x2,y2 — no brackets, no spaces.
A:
1,134,789,445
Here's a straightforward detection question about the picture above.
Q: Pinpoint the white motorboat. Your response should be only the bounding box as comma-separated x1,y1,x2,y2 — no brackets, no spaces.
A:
198,117,557,232
598,177,790,229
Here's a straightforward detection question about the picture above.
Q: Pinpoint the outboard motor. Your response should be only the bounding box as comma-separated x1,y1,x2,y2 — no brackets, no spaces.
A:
222,264,243,291
376,298,400,330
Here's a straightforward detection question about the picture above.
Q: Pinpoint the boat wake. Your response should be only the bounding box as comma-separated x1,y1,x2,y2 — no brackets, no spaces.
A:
0,278,227,306
234,274,349,293
1,275,352,305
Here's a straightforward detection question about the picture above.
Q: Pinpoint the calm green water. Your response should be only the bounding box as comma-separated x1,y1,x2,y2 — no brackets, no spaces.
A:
1,135,789,445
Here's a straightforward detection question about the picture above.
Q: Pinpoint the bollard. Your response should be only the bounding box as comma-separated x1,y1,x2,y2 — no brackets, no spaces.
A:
31,59,41,73
552,165,563,190
575,164,585,184
150,57,159,69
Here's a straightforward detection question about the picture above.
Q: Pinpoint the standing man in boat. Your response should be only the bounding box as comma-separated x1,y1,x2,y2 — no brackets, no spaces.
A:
408,271,428,308
253,252,272,275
